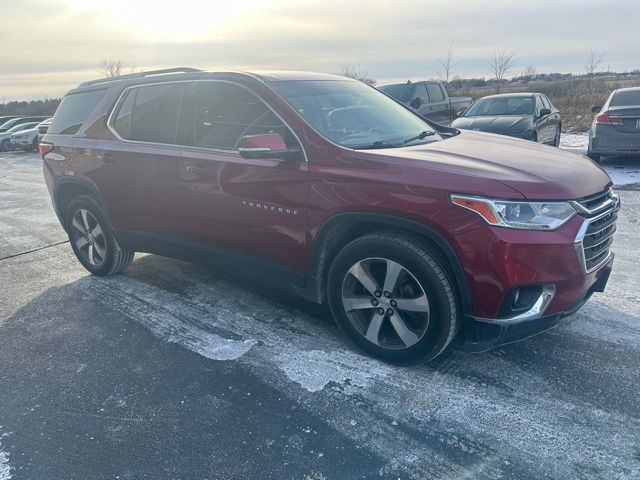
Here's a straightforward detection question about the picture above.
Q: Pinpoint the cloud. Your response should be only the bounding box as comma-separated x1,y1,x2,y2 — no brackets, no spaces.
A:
1,0,638,98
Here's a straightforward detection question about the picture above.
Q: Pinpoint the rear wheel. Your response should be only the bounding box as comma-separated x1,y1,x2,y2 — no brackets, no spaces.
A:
66,195,134,276
531,131,538,143
327,231,460,364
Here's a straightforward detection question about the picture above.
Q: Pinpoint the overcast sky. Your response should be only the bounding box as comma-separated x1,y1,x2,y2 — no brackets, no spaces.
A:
1,0,639,99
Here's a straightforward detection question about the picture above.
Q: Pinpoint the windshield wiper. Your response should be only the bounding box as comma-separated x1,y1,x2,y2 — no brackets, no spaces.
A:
402,130,436,144
351,139,399,150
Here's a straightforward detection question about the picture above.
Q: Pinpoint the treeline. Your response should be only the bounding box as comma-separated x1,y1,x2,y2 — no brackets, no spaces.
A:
448,70,640,90
0,98,61,117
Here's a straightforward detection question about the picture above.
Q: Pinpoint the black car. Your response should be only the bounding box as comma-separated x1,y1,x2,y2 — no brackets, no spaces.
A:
451,93,561,146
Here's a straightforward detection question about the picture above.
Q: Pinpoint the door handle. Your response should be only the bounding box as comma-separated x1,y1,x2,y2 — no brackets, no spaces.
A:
185,165,211,174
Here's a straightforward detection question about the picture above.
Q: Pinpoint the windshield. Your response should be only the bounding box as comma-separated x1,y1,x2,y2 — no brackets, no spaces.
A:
270,80,440,149
611,90,640,107
464,97,534,117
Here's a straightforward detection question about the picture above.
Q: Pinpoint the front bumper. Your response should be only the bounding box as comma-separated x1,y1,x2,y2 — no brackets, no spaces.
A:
463,257,613,352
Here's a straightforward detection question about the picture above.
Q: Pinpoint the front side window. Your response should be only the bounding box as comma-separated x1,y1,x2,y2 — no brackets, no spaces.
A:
541,96,551,109
535,96,544,115
184,82,292,150
48,89,107,135
112,83,185,144
270,80,440,149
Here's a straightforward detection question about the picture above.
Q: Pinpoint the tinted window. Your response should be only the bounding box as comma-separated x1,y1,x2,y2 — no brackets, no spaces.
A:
378,84,413,103
114,83,185,144
611,90,640,107
112,89,135,139
186,82,290,150
426,84,445,102
49,89,107,135
535,96,544,114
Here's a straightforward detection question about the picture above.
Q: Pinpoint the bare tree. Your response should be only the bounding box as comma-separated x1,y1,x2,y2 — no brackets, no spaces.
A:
489,50,518,93
584,48,605,89
340,63,376,86
520,65,537,81
434,42,459,87
98,59,123,78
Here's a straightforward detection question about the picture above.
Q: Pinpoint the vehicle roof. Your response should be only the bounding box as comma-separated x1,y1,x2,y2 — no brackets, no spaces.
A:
71,68,354,93
477,93,536,100
614,86,640,93
378,81,441,88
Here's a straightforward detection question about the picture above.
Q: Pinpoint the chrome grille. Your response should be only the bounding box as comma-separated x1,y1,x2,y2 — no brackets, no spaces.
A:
573,188,620,273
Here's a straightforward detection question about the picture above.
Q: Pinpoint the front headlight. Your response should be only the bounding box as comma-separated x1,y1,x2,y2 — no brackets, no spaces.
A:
451,194,576,230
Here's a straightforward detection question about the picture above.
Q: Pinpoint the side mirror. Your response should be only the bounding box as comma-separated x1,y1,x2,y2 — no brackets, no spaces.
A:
539,108,552,117
591,106,602,114
410,97,423,109
238,133,301,161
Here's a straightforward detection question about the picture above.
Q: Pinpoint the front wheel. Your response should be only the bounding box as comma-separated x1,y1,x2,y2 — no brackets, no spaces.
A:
66,195,134,276
0,139,9,152
327,231,460,364
553,126,561,147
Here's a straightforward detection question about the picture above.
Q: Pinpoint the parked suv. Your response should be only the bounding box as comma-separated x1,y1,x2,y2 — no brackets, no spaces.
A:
41,68,619,363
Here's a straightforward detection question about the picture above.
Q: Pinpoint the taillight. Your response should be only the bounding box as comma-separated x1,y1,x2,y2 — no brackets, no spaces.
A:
595,111,624,126
39,142,53,160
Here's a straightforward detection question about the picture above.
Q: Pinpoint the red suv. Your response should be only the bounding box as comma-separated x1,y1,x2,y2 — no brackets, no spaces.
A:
41,68,619,363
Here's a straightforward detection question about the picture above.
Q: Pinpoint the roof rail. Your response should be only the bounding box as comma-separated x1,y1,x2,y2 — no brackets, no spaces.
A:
78,67,202,87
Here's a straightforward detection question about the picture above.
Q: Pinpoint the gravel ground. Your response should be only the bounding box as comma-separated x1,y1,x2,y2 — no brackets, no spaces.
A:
1,151,639,480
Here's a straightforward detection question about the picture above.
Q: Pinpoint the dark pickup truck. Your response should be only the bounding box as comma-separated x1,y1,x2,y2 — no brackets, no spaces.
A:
378,81,472,125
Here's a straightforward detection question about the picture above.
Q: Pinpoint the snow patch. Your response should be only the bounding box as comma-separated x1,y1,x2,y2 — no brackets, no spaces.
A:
0,430,11,480
276,349,391,392
560,132,640,186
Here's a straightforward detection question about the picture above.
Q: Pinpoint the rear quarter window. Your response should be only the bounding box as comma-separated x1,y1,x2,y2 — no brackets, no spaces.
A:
48,89,107,135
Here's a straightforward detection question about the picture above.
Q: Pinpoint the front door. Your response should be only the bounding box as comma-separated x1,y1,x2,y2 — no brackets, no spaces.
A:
175,81,308,276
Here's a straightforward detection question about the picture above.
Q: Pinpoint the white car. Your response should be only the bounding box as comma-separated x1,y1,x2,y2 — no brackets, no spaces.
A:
10,119,51,152
0,121,40,151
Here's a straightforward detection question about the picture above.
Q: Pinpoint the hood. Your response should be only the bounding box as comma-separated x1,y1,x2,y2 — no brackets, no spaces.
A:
362,131,611,200
450,115,533,133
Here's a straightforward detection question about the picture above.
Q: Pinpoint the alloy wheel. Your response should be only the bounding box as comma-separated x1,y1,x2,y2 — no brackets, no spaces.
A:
341,257,430,350
70,208,108,267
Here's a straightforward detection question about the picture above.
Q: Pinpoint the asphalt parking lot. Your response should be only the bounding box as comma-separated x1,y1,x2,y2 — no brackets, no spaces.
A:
1,149,639,480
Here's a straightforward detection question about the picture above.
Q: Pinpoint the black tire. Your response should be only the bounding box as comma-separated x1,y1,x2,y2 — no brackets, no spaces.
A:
327,231,460,364
531,131,538,143
553,125,561,147
0,139,8,152
66,195,134,276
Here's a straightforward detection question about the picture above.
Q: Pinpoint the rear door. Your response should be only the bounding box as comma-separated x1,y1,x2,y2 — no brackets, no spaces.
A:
172,80,308,275
97,82,188,234
422,83,451,124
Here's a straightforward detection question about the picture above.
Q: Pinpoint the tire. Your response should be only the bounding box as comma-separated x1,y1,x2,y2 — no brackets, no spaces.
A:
66,195,134,276
553,125,561,147
0,139,8,152
327,231,460,364
531,131,538,143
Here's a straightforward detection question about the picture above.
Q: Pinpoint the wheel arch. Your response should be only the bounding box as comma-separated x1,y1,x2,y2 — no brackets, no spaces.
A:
53,176,107,232
308,212,472,316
